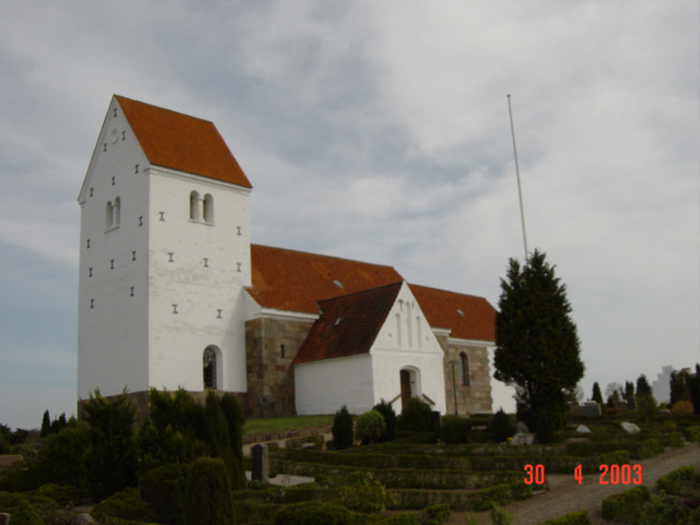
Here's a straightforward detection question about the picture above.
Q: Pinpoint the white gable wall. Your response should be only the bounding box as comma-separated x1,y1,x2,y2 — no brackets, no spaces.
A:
295,354,374,415
370,282,447,414
78,97,151,400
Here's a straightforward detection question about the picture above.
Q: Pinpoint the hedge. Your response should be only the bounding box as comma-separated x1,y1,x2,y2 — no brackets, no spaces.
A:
273,448,472,470
684,426,700,442
0,491,47,525
388,481,532,511
655,465,698,495
272,459,523,490
600,485,651,522
537,510,591,525
273,501,351,525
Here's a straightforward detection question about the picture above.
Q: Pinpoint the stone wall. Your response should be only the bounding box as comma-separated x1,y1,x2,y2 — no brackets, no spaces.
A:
244,317,314,418
438,335,493,416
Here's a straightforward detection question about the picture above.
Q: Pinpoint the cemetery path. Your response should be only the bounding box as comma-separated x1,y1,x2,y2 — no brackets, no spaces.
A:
446,442,700,525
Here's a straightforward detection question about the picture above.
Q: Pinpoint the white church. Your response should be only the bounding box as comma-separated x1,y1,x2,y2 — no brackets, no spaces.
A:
77,95,516,419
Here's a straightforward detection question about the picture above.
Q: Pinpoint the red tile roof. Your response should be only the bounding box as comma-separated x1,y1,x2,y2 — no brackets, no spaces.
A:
248,244,404,314
115,95,252,188
408,283,496,342
293,282,403,364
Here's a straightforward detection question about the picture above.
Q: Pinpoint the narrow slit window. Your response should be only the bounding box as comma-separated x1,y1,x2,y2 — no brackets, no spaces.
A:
460,352,470,386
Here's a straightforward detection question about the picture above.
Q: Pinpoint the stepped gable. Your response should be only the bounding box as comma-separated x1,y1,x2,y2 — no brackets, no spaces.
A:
293,282,403,364
409,283,496,342
115,95,252,188
247,244,404,314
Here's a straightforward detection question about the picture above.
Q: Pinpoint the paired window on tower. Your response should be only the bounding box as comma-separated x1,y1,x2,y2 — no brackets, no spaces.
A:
190,191,214,224
105,197,121,230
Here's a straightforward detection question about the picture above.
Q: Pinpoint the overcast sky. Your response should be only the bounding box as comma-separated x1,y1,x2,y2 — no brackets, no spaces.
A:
1,2,698,430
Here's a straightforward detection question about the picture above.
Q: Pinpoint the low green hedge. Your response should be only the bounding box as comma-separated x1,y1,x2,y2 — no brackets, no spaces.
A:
684,426,700,442
537,510,591,525
600,485,651,522
565,439,664,460
0,491,45,525
389,481,532,511
274,448,472,470
655,465,699,495
273,501,351,525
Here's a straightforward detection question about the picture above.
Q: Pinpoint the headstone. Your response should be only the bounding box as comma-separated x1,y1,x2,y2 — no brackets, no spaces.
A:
251,443,269,483
0,512,10,525
620,422,641,434
71,514,95,525
578,404,602,417
515,421,529,434
576,425,592,434
510,432,534,445
657,408,671,417
627,397,637,410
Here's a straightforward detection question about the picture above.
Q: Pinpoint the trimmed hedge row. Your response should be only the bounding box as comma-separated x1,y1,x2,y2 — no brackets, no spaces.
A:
684,426,700,442
232,486,339,504
655,465,699,495
273,449,472,470
388,481,532,511
537,510,591,525
565,438,666,460
600,485,652,522
271,459,524,490
466,451,631,475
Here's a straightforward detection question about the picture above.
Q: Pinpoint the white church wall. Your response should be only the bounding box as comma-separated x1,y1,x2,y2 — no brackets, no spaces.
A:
371,282,447,414
487,345,517,413
78,98,151,399
295,354,374,415
147,168,251,393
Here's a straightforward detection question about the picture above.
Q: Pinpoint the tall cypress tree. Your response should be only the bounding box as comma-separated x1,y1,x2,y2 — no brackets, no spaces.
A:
494,250,584,433
592,382,603,404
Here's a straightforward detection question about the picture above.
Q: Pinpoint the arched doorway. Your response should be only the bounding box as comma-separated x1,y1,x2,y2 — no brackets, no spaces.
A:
400,367,420,411
203,346,218,389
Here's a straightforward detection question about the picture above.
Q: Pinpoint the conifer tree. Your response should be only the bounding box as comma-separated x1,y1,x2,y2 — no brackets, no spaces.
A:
40,410,51,438
494,250,584,432
636,375,652,397
592,382,603,404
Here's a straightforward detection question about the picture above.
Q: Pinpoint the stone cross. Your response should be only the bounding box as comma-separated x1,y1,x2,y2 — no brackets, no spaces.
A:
251,443,269,483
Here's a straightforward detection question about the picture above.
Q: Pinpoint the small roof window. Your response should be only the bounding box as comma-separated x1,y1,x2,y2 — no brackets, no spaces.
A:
334,317,343,326
333,279,343,288
456,309,465,316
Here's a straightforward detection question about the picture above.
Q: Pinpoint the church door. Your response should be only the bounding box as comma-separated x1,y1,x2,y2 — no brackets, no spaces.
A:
400,369,411,410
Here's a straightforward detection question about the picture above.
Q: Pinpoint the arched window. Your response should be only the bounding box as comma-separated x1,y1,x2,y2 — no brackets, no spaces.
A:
203,347,217,389
113,197,121,226
460,352,470,386
106,201,113,229
190,191,200,221
203,194,214,223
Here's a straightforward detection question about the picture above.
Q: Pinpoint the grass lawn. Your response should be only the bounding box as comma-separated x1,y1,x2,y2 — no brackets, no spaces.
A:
243,414,335,435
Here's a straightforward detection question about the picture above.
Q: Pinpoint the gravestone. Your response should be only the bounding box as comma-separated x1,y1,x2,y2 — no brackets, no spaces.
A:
0,512,10,525
515,421,529,434
251,443,269,483
657,408,672,417
576,424,592,434
578,403,602,417
620,422,640,434
511,432,534,445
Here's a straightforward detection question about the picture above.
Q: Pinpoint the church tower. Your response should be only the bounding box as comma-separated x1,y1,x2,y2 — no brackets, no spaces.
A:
77,96,252,403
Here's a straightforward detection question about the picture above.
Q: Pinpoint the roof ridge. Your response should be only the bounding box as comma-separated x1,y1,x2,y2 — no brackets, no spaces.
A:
251,243,398,269
317,280,404,306
408,282,486,301
114,95,215,125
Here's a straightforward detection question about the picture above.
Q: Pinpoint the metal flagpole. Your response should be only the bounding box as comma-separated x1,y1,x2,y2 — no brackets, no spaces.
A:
507,94,529,261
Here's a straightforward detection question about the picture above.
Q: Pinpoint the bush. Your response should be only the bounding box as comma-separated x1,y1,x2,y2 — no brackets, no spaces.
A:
337,472,394,513
25,424,89,492
538,510,592,525
0,491,45,525
332,406,354,450
489,502,513,525
672,400,694,416
34,483,80,508
491,409,512,444
637,395,657,422
399,398,433,432
273,501,351,525
184,457,233,525
139,463,187,525
92,487,155,522
374,400,398,443
535,409,557,444
423,503,450,524
600,485,651,522
655,465,698,495
355,410,386,444
441,416,471,444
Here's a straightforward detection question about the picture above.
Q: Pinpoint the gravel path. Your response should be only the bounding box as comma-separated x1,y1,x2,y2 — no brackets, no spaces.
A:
446,442,700,525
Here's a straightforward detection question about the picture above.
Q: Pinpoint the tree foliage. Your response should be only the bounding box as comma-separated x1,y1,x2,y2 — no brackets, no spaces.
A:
494,250,584,429
636,375,652,397
332,406,354,450
670,370,691,406
592,382,603,404
372,400,398,443
689,364,700,415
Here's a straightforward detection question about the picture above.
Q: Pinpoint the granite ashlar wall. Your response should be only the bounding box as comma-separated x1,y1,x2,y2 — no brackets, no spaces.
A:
438,334,493,416
244,317,314,418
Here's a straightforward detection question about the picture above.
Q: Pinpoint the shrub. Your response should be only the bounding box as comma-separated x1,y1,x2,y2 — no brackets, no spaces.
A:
273,501,351,525
441,416,471,444
338,472,395,513
672,400,694,416
535,409,557,444
399,398,433,432
465,511,478,525
538,510,592,525
184,457,233,525
82,389,138,498
655,465,698,495
489,502,513,525
26,424,89,492
332,406,354,450
491,409,512,443
374,400,398,442
600,485,651,522
34,483,80,508
423,503,450,524
663,418,677,431
92,486,155,522
355,410,386,444
139,463,187,525
376,513,421,524
0,491,44,525
637,394,657,422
